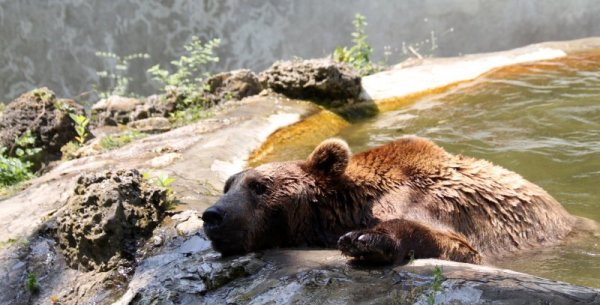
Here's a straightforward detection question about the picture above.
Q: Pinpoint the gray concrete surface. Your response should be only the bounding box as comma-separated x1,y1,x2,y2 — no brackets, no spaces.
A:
2,0,600,101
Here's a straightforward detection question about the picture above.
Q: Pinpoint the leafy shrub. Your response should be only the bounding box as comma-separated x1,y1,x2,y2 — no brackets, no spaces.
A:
334,14,377,76
69,113,90,145
13,130,41,160
148,37,221,117
31,87,54,103
0,148,35,186
143,172,177,210
58,108,90,161
0,131,41,186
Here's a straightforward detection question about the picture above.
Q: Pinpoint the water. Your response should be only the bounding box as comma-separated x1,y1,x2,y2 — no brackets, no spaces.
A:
255,52,600,288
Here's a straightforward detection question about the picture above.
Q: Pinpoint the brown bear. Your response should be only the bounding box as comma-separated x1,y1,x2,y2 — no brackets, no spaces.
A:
202,136,575,264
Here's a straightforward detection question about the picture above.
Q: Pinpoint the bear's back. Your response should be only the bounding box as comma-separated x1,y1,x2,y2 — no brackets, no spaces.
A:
345,136,575,257
347,136,448,184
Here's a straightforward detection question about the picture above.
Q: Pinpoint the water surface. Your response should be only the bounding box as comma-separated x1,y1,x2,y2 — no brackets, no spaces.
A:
256,52,600,288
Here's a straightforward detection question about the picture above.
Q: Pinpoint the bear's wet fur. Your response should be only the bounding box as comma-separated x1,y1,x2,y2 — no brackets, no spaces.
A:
203,136,575,264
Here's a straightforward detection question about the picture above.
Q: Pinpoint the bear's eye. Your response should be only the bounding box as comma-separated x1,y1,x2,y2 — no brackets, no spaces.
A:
249,180,267,196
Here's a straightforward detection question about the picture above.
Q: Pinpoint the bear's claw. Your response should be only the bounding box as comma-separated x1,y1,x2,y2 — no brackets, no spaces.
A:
337,230,397,264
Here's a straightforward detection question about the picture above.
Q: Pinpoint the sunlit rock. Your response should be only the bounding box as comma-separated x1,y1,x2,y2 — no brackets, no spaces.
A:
259,59,361,103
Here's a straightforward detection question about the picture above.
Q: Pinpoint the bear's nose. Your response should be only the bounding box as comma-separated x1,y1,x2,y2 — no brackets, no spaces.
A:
202,206,224,227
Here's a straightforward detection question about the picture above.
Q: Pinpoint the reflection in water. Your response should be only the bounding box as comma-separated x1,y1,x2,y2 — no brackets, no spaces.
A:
255,52,600,288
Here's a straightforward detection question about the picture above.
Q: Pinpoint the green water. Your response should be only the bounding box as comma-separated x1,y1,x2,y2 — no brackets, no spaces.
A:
259,52,600,288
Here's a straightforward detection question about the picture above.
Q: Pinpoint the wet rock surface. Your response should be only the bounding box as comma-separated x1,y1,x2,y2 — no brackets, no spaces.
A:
0,235,134,305
114,229,600,305
173,210,204,236
4,215,599,305
0,169,169,305
54,169,167,271
205,69,262,104
259,59,361,103
0,87,85,162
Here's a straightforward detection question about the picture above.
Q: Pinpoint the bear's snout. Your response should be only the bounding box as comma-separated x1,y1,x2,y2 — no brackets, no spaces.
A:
202,206,225,228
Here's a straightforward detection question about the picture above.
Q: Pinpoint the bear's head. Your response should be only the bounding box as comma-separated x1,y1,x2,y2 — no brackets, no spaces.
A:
203,138,353,256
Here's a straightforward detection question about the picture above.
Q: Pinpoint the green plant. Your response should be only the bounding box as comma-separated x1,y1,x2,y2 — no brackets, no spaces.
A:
54,99,76,113
334,14,377,76
0,131,41,186
99,130,147,151
222,91,234,101
13,130,41,160
60,141,82,161
60,113,90,160
95,51,150,98
0,149,35,186
143,172,177,210
0,238,17,249
148,36,220,113
427,266,444,305
31,87,54,103
25,272,40,294
155,173,175,188
69,113,90,145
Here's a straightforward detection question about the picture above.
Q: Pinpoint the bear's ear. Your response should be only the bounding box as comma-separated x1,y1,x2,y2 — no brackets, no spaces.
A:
305,138,351,177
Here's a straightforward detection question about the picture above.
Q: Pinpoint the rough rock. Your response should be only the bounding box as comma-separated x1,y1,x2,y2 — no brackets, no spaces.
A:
174,210,204,236
112,232,600,305
0,236,134,305
0,96,319,245
205,69,262,104
136,94,177,120
92,70,259,128
91,95,141,125
0,87,85,162
128,117,172,133
92,95,176,126
54,169,167,271
259,59,361,102
178,235,211,254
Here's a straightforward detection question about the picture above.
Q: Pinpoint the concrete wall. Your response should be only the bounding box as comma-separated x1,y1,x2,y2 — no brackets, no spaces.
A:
1,0,599,101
